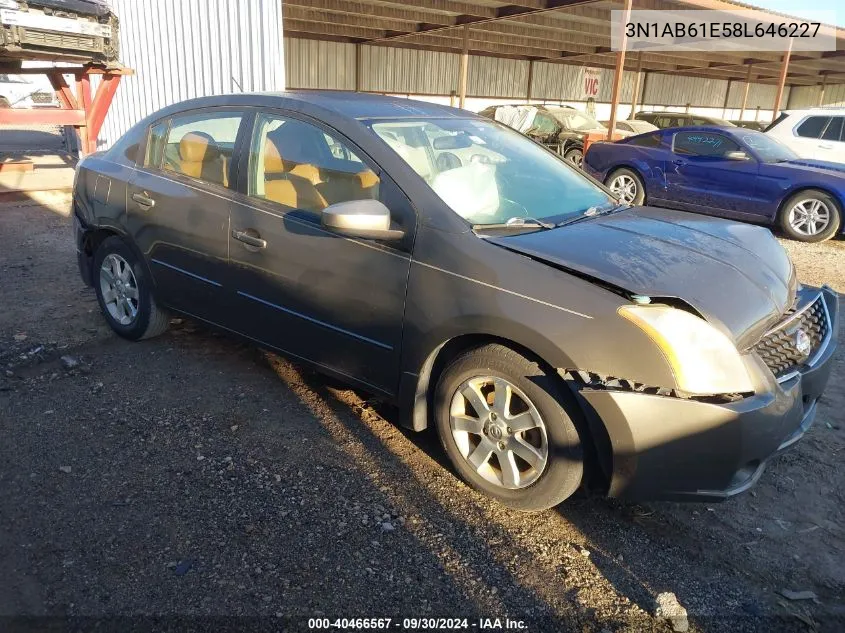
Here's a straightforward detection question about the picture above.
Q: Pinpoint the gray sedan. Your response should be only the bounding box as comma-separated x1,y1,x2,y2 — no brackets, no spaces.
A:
72,91,838,511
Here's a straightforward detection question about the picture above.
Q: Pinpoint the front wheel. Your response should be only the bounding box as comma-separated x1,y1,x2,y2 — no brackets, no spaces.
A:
93,236,170,340
779,190,841,243
563,146,584,169
434,344,583,512
605,168,646,205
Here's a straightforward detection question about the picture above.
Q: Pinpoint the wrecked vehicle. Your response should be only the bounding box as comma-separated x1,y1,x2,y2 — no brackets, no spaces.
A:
478,103,631,167
0,0,118,64
72,92,838,511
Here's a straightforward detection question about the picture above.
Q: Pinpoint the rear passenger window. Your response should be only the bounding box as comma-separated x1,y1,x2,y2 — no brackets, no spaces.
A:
160,111,244,188
822,117,844,142
797,116,829,139
626,132,663,148
247,113,380,216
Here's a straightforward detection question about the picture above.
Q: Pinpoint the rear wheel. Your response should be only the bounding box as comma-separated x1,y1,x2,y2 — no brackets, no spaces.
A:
0,97,11,108
779,190,841,243
434,344,583,512
563,146,584,168
605,168,646,205
93,236,169,340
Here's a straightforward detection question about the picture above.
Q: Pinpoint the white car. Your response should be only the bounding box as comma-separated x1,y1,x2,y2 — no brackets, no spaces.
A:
600,119,659,135
0,73,56,108
765,108,845,165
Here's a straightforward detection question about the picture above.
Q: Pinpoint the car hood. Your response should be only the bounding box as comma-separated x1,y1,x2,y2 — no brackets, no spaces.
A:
780,158,845,175
488,206,795,349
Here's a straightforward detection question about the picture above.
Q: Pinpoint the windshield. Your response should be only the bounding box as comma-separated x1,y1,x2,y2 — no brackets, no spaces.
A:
547,108,605,132
739,130,798,162
367,118,612,226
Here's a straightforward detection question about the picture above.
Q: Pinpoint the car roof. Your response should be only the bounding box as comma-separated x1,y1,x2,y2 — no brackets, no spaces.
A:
153,90,477,122
664,125,745,135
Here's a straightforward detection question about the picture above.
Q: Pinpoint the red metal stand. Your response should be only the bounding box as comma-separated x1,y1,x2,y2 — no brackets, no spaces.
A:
0,64,132,155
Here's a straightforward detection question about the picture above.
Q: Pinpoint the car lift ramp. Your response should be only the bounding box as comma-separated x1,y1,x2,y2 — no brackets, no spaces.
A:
0,63,133,157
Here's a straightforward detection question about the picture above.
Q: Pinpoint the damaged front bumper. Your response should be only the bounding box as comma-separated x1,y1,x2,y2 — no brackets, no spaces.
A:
575,285,839,502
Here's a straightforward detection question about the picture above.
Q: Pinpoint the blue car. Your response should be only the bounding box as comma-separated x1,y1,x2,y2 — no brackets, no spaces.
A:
583,126,845,242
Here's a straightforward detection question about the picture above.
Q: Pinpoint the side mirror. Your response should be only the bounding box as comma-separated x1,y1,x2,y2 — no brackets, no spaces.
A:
724,150,749,161
321,199,404,241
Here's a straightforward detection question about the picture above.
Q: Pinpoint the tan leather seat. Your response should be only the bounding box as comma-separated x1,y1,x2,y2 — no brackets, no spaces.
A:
173,131,228,187
263,139,328,212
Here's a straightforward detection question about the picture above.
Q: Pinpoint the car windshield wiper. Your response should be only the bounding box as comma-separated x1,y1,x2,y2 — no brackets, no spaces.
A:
555,203,629,228
473,216,556,231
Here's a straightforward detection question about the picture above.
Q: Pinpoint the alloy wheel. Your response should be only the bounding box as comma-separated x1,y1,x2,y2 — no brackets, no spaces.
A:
788,198,831,236
609,174,638,204
449,376,549,490
99,253,139,326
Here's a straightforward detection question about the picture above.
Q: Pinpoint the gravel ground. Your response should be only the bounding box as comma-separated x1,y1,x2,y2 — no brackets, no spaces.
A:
1,193,843,633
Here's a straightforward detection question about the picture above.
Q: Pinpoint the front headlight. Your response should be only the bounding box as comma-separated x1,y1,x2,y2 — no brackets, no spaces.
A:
619,305,754,396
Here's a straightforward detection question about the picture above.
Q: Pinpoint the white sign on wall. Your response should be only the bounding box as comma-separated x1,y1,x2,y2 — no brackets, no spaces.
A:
581,67,602,100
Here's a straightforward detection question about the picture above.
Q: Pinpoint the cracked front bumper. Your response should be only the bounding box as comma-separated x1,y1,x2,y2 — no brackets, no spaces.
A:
578,285,839,502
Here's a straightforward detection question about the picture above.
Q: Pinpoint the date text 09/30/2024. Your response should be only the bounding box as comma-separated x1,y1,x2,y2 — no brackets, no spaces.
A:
308,618,528,630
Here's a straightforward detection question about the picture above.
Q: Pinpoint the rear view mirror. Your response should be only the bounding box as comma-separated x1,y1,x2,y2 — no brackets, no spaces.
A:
725,150,749,161
433,134,472,150
321,199,404,241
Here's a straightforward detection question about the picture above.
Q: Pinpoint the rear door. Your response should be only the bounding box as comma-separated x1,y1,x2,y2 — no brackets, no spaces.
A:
665,130,763,216
225,111,415,395
126,108,248,320
816,116,845,163
791,115,829,159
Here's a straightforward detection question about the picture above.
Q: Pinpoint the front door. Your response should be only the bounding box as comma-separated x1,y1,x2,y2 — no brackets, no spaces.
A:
665,130,763,217
125,109,247,320
225,112,414,395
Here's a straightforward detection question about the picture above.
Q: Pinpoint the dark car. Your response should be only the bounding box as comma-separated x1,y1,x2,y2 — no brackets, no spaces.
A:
0,0,118,64
477,104,627,167
583,126,845,242
73,92,838,511
634,111,735,129
731,120,768,132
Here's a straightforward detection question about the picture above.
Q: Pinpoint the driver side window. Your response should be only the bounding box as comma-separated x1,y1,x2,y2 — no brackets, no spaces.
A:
673,132,739,158
247,113,380,217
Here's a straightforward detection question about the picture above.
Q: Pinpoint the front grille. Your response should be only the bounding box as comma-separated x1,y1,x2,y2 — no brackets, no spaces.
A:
753,294,830,378
21,29,98,52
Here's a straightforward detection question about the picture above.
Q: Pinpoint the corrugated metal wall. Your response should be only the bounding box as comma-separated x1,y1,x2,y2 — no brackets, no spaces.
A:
642,74,731,108
788,83,845,109
726,81,790,110
284,38,355,91
467,56,529,98
531,63,636,102
361,46,459,94
98,0,284,149
284,38,794,112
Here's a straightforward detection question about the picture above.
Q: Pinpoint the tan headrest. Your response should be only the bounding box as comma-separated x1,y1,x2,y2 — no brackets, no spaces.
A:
289,163,322,184
357,170,379,189
180,132,219,163
264,139,287,174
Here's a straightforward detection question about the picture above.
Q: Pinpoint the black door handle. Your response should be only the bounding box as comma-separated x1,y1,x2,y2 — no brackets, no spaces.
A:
131,192,155,208
672,159,686,166
232,229,267,249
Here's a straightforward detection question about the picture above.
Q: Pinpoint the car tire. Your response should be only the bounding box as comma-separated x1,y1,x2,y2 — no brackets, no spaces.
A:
0,97,10,108
563,146,584,168
605,168,646,206
779,190,842,243
433,344,584,512
93,236,170,340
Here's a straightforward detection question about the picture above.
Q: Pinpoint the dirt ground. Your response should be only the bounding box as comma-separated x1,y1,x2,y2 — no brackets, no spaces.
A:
1,192,843,632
